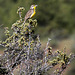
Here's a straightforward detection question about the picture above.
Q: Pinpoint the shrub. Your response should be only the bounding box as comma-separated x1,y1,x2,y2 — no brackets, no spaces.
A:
0,7,75,75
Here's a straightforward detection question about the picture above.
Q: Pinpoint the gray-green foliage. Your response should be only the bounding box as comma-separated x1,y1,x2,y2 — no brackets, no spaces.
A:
0,7,75,75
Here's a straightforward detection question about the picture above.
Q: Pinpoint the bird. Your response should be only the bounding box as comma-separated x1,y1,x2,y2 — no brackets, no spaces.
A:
24,5,37,23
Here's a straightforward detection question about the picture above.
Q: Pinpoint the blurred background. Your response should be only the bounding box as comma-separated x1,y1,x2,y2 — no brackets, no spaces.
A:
0,0,75,75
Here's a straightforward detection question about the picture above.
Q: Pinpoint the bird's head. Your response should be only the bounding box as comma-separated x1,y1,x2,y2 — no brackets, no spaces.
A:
30,5,37,9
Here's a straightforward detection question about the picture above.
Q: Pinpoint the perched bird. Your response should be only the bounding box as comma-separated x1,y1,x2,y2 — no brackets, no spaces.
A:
24,5,37,23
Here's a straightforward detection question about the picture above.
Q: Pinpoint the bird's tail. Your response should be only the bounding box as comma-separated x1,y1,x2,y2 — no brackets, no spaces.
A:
23,17,26,25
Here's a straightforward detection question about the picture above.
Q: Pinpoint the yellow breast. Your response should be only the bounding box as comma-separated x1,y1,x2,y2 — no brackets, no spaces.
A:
31,7,36,18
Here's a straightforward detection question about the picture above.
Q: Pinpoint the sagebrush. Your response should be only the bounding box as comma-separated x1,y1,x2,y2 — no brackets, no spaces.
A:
0,7,75,75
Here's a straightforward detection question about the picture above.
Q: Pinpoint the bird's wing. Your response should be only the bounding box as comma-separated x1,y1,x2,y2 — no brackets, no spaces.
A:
24,9,33,22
